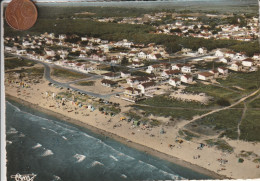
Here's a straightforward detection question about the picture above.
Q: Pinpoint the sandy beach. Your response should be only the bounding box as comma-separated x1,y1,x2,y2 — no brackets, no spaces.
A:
4,75,260,179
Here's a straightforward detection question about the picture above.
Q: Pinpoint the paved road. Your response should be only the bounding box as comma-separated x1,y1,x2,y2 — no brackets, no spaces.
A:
5,53,123,99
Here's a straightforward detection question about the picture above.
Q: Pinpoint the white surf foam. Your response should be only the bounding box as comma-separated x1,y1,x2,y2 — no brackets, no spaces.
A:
7,127,18,134
41,149,54,157
32,143,42,149
18,133,25,137
109,155,119,162
6,140,12,145
52,175,61,181
62,136,67,140
7,101,21,112
73,154,86,163
91,161,104,167
41,127,46,130
120,174,127,179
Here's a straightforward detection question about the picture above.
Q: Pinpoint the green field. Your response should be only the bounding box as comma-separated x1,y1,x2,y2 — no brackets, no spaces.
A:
134,105,208,120
5,57,36,70
187,109,242,139
76,81,95,86
51,68,89,80
240,110,260,141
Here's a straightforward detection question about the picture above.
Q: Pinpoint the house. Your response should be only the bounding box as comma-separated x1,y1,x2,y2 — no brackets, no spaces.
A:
253,53,260,60
101,79,118,87
121,70,131,78
230,62,242,71
123,87,142,101
181,65,192,73
161,70,180,78
225,51,236,59
102,72,121,80
181,74,193,84
45,49,55,57
146,64,161,73
138,81,157,95
209,69,219,78
218,67,228,75
127,76,150,87
219,57,231,64
198,47,207,55
169,78,181,87
137,51,147,59
197,72,214,81
215,50,224,57
132,61,144,67
242,58,255,67
172,64,183,71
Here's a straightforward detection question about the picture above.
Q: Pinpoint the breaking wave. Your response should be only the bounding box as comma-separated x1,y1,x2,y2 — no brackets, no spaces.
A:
91,161,104,167
73,154,86,163
41,149,54,157
32,143,42,149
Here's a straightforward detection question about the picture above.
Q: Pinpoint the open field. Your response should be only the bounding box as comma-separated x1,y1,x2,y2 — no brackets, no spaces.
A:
75,81,95,86
184,83,243,106
51,67,89,80
240,110,260,141
186,109,243,139
134,105,208,120
217,70,260,93
5,57,36,70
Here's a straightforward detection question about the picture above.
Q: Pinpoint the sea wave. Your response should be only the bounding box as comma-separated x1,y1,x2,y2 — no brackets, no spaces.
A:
120,174,127,179
73,154,86,163
109,155,119,162
7,101,21,112
32,143,42,149
6,140,12,145
7,127,18,134
91,161,104,167
62,136,67,140
52,175,61,181
41,149,54,157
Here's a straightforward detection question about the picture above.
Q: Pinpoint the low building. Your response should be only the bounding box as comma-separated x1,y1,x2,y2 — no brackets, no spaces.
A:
181,74,193,84
102,72,121,80
169,78,181,87
123,87,142,101
121,70,131,78
230,62,242,71
138,81,157,95
101,79,118,87
242,58,255,67
218,67,228,75
161,70,180,78
198,72,214,81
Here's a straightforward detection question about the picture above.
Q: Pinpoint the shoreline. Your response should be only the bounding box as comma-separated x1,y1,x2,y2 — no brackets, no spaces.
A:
6,94,228,179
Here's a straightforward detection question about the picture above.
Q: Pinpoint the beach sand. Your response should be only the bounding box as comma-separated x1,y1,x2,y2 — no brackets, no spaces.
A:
4,76,260,179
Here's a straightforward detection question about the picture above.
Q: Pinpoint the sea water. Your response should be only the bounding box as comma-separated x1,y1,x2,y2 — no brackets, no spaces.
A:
6,99,211,181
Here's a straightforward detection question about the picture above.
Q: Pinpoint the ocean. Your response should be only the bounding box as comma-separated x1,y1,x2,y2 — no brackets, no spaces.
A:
5,99,211,181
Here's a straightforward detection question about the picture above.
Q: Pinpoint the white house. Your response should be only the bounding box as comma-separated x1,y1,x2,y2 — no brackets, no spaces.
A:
198,47,207,55
215,50,224,57
146,64,161,74
138,81,157,95
169,78,181,87
138,52,147,59
172,64,183,71
225,51,236,59
209,69,219,78
121,71,131,78
218,67,228,75
161,70,180,78
101,79,117,87
103,72,121,80
230,62,242,71
242,58,255,67
181,74,193,84
253,53,260,60
45,49,55,57
181,65,192,73
197,72,214,81
219,57,231,64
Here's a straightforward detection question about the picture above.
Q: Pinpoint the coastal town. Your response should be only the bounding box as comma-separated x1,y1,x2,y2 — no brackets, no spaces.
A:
4,7,260,180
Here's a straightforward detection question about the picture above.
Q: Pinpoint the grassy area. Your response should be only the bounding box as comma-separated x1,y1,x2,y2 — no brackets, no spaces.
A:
240,110,260,141
51,68,89,80
139,95,208,109
190,109,243,139
179,129,200,141
248,96,260,108
11,67,44,77
185,82,243,105
217,70,260,93
205,139,234,153
150,119,161,127
134,105,208,120
5,57,36,70
76,81,95,86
